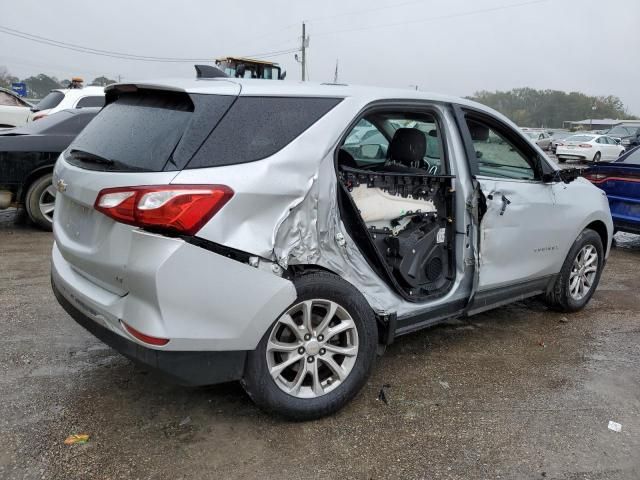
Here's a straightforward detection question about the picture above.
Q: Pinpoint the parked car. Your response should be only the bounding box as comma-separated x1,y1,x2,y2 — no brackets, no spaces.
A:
0,108,99,229
30,86,104,121
51,79,612,420
549,131,572,154
556,134,625,163
522,129,552,150
583,146,640,235
605,124,640,150
0,87,33,128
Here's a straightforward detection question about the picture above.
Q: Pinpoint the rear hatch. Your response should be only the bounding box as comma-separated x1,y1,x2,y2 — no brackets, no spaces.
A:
53,81,240,295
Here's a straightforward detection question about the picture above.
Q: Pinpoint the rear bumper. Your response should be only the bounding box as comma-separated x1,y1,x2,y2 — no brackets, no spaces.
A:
52,276,246,385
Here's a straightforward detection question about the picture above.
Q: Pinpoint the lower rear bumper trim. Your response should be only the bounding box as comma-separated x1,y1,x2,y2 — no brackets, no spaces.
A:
52,274,247,386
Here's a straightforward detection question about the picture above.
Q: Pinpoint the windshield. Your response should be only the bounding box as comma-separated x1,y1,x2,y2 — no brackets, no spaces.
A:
608,126,635,136
566,135,594,142
35,91,64,111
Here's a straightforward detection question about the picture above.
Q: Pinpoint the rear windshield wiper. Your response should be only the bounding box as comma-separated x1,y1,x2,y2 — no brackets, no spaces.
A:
67,149,145,172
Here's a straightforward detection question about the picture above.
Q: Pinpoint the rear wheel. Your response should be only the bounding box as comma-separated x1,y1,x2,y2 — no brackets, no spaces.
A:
242,271,378,420
25,173,55,231
544,229,604,312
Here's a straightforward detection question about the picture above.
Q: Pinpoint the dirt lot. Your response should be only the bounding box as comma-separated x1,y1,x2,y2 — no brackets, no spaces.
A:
1,213,639,480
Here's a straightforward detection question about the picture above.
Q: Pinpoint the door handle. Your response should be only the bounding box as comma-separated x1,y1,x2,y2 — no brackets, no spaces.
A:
499,195,511,216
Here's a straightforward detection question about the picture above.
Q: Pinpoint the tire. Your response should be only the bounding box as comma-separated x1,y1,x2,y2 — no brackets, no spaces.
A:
242,271,378,421
25,173,55,231
593,152,601,163
544,229,604,313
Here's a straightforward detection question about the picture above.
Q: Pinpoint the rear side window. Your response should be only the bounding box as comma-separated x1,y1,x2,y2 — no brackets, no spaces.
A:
36,91,64,110
76,96,105,108
187,96,342,169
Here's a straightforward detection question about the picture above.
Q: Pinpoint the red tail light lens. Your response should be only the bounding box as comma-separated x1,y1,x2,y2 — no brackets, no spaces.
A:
583,172,608,182
94,185,233,235
578,143,592,148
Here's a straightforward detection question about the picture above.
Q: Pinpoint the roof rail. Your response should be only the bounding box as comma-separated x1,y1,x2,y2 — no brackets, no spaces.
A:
194,65,228,79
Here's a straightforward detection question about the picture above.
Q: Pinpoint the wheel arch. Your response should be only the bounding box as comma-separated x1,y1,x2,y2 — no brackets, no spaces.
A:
584,220,609,255
18,165,55,203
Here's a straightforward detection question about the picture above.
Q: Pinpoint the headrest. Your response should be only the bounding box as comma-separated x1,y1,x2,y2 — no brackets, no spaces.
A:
468,120,489,141
388,128,426,166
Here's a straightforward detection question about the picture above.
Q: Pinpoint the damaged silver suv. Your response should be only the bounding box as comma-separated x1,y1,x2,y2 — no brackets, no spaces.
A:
51,79,612,420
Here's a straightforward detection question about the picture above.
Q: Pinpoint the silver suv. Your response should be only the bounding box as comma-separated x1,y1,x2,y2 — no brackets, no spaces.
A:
52,79,612,420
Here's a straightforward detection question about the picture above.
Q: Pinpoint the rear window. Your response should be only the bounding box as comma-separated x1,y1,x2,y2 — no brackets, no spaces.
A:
187,96,342,169
76,96,105,108
4,109,98,136
620,147,640,165
67,91,204,172
566,135,594,142
36,91,64,110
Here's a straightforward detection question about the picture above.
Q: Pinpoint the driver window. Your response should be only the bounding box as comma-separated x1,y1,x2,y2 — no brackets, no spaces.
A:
466,118,536,181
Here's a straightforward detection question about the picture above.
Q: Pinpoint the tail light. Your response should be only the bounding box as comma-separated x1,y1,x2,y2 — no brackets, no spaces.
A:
583,172,608,182
94,185,233,235
578,143,592,148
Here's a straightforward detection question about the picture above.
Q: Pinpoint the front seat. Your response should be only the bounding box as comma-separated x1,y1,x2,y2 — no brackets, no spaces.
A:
384,128,427,173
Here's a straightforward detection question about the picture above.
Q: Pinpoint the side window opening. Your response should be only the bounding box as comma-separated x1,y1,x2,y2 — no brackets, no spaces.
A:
336,108,455,300
465,117,537,181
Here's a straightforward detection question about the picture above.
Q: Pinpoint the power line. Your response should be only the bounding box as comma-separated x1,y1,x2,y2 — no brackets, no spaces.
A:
312,0,549,38
0,24,298,63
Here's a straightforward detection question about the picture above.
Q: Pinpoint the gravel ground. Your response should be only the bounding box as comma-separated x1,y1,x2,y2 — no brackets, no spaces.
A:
1,212,639,479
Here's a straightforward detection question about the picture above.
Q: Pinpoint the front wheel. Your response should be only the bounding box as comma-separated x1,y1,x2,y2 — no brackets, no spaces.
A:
544,229,604,312
242,271,378,421
25,173,55,231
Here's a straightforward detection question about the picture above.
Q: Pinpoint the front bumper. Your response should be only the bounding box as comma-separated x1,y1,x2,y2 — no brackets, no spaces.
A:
52,276,247,386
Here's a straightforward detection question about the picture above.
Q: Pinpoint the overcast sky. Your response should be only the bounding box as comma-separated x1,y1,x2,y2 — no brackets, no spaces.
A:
2,0,639,114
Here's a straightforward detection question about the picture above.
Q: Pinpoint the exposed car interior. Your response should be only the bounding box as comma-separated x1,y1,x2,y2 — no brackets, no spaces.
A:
337,111,455,300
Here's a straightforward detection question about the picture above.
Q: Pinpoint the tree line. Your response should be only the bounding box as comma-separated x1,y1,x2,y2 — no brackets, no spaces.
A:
468,88,637,128
0,66,116,98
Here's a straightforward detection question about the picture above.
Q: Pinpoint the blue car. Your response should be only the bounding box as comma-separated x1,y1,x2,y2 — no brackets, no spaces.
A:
584,146,640,234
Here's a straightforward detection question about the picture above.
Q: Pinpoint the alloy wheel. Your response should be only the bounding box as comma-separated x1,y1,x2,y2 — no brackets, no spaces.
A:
569,244,598,301
266,299,359,399
38,184,57,224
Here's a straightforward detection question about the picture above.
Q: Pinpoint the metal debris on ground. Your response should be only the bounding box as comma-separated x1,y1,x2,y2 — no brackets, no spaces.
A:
608,420,622,432
63,434,89,445
439,380,450,390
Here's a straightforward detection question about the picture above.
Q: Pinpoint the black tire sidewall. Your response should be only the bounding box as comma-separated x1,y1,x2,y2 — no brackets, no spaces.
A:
242,271,378,421
25,173,54,231
555,229,604,311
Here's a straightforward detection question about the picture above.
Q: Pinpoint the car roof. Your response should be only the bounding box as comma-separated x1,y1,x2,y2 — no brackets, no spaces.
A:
51,86,105,96
105,77,506,121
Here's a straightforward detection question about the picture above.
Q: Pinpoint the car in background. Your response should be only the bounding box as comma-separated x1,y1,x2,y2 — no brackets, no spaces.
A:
549,131,572,154
583,146,640,235
522,129,552,150
0,108,99,229
605,124,640,150
30,86,105,121
0,87,33,128
556,134,625,163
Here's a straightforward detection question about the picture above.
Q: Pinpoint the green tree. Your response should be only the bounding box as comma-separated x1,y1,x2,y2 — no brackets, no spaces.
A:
21,74,62,98
469,88,636,128
89,76,117,86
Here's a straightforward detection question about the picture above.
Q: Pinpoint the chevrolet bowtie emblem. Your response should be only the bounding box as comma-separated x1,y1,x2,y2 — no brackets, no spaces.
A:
56,179,67,193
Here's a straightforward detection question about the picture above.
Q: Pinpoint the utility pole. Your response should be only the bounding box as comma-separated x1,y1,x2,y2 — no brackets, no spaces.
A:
301,22,308,81
334,59,339,83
